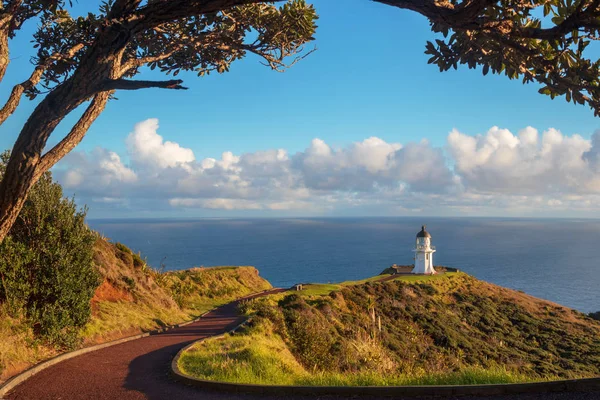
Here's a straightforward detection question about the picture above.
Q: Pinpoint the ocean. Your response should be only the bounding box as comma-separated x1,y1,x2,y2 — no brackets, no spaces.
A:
88,217,599,313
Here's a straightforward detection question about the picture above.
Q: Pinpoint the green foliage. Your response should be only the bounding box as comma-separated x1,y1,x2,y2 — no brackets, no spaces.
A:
121,276,136,291
12,0,600,119
112,242,147,270
590,311,600,321
179,316,547,386
158,267,272,312
0,151,100,349
31,0,318,94
179,319,308,385
2,1,66,41
279,294,339,370
417,0,600,115
190,273,600,386
131,252,146,270
115,242,131,254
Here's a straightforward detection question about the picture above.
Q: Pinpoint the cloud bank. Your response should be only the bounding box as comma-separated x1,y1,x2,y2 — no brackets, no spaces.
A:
54,119,600,217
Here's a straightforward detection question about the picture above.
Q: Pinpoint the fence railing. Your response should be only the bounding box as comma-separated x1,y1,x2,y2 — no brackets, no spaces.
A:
414,245,435,251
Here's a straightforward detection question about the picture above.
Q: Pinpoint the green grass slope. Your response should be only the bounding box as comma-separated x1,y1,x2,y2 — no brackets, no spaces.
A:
179,272,600,386
0,238,271,383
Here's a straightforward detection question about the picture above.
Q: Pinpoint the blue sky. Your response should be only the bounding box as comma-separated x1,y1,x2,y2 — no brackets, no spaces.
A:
1,0,599,218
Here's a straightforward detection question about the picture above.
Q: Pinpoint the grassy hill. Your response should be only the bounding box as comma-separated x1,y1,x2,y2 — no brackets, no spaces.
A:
178,272,600,386
0,238,271,383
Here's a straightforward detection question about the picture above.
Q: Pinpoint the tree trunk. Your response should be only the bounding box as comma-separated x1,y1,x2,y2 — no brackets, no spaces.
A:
0,0,267,242
0,22,131,242
0,27,9,83
0,84,83,240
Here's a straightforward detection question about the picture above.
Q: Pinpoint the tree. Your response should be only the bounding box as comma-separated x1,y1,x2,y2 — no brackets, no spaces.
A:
1,0,600,242
0,151,99,348
0,0,318,242
381,0,600,111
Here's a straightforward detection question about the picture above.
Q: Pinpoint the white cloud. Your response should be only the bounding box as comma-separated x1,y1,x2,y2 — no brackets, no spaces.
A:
58,148,136,196
389,140,454,192
169,198,263,210
125,118,195,169
447,126,593,195
294,136,450,192
54,119,600,216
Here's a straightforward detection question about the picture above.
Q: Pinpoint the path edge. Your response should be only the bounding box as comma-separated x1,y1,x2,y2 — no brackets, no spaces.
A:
0,288,275,398
171,327,600,397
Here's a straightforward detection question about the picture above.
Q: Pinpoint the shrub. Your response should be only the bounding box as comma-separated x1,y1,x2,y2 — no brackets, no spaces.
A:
132,252,146,270
115,242,132,254
590,311,600,321
122,276,136,291
280,295,339,370
0,151,100,349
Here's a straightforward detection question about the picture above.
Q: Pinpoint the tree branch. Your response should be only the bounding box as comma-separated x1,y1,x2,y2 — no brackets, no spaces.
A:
0,43,85,127
109,0,143,19
375,0,600,40
118,49,180,76
0,0,50,83
0,65,45,126
131,0,282,31
102,78,188,90
0,24,10,83
242,43,317,72
34,91,111,183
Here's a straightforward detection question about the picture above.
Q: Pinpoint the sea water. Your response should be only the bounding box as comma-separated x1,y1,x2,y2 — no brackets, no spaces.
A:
88,217,599,313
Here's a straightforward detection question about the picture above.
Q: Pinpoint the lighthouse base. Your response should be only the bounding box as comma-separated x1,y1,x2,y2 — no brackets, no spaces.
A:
413,251,436,274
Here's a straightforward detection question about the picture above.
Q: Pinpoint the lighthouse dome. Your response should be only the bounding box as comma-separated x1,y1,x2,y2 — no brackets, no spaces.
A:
416,225,431,238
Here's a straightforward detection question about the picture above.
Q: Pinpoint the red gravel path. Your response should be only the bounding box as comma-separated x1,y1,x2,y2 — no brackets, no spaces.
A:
6,288,599,400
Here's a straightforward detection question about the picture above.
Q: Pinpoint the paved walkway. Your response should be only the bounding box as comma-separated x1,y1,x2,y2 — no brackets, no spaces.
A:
6,288,599,400
7,290,284,400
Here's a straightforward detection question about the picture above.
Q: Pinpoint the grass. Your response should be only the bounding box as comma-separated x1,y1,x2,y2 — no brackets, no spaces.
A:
0,239,272,382
178,317,547,387
180,272,600,387
86,240,272,343
164,266,272,311
296,283,341,296
297,272,456,297
179,320,307,385
387,272,456,283
298,368,545,386
81,302,190,343
0,305,58,382
340,275,392,286
83,265,271,343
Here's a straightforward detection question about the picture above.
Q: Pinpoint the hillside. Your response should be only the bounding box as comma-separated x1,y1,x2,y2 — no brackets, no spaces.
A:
178,272,600,386
0,238,271,383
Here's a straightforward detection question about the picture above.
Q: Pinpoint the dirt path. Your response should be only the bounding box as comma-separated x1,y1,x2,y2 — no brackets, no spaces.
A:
6,288,598,400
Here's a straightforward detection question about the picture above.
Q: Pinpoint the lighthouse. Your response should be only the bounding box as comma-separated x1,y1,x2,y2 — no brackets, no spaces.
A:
412,225,436,274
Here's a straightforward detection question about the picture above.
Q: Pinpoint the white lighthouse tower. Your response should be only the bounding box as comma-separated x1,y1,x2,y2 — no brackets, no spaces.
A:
412,225,436,274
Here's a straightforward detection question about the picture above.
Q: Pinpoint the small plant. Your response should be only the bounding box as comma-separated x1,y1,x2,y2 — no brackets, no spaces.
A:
115,243,132,254
150,257,169,289
132,252,146,270
122,276,136,291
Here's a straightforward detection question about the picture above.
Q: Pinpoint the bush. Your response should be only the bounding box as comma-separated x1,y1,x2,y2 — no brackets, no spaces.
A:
116,249,133,266
131,252,146,270
280,295,339,370
122,276,136,291
590,311,600,321
115,242,131,254
0,151,100,348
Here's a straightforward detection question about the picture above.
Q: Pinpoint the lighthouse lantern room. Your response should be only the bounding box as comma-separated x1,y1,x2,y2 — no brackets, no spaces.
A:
413,225,436,274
